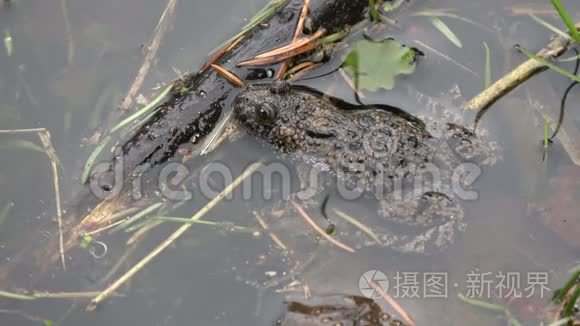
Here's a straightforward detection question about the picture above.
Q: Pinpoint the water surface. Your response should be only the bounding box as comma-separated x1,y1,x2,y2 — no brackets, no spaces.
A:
1,0,579,325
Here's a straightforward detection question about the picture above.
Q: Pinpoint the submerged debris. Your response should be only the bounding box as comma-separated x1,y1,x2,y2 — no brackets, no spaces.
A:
277,294,408,326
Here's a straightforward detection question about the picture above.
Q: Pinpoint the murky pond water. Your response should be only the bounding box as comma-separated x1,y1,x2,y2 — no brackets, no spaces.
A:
1,0,579,325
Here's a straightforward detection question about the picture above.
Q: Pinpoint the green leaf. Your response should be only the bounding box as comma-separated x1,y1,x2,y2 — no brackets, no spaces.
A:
341,39,417,91
430,17,463,48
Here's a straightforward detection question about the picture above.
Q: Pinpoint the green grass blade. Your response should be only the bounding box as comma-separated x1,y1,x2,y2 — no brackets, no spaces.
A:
110,83,173,133
483,42,491,87
457,293,506,312
154,217,253,233
558,53,580,62
544,118,550,149
245,0,289,31
412,9,491,31
430,17,462,48
218,0,290,49
319,29,350,44
551,0,580,40
200,108,235,156
368,0,380,22
516,45,580,82
554,269,580,303
333,209,382,245
3,30,13,57
551,0,580,41
457,294,522,326
81,135,112,184
0,202,13,227
563,285,580,317
382,0,405,12
0,139,45,153
549,318,575,326
0,290,35,300
110,202,164,233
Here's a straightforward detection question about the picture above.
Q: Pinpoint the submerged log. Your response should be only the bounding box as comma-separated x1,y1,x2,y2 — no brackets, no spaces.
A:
0,0,372,287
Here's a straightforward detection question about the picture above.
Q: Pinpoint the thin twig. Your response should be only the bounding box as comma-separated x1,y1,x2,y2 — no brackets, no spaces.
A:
290,200,355,253
84,218,126,236
199,108,237,156
254,212,288,250
119,0,178,110
555,284,579,321
59,0,75,66
507,5,557,16
414,40,478,76
287,63,321,80
0,128,47,134
284,61,316,77
338,67,365,99
255,28,325,59
201,0,290,73
0,289,117,300
465,24,578,112
87,162,262,311
0,128,66,268
126,220,163,245
200,36,244,74
93,207,142,233
0,309,48,324
293,0,312,40
37,130,65,270
367,279,415,326
154,216,254,233
211,64,245,87
238,42,320,67
332,209,382,245
277,0,312,78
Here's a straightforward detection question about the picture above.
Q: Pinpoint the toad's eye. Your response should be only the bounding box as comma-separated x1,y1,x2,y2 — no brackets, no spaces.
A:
256,103,277,125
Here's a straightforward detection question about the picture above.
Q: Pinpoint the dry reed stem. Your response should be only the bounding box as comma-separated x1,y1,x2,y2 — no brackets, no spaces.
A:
87,163,262,311
119,0,178,110
290,200,355,253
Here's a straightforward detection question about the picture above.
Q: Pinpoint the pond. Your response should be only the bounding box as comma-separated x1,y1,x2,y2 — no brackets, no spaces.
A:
0,0,579,325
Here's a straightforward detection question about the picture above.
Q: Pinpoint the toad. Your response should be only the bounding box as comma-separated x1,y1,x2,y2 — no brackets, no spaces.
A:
232,81,495,254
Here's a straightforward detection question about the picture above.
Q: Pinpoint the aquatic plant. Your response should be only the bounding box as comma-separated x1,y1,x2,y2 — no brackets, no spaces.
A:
551,0,580,41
